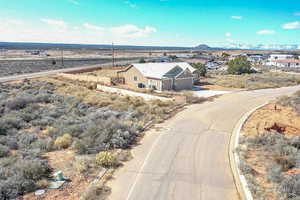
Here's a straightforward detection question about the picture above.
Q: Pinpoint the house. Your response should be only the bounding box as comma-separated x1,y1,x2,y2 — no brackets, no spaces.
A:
118,62,197,91
274,59,300,68
266,54,294,66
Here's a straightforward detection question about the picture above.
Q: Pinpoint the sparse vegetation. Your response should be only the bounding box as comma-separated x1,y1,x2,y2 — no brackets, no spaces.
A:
95,152,118,168
0,78,179,199
237,91,300,199
205,72,300,90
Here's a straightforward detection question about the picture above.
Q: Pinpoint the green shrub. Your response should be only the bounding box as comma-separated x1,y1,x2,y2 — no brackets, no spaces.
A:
227,56,253,75
95,152,118,168
54,134,73,149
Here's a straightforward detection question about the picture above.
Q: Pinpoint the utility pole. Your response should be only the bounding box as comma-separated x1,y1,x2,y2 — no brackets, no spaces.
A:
112,42,115,68
61,49,64,66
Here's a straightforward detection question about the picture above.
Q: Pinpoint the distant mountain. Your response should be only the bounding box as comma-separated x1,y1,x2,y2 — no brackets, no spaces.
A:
194,44,225,50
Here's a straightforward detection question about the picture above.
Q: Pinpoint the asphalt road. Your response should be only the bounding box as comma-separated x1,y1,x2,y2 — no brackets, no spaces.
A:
107,85,300,200
0,59,138,83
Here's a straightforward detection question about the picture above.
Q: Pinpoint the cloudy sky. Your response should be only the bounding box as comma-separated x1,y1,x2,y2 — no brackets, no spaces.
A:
0,0,300,47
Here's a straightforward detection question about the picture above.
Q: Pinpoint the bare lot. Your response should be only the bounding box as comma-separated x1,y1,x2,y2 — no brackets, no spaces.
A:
204,72,300,90
237,91,300,200
0,77,181,200
0,57,137,77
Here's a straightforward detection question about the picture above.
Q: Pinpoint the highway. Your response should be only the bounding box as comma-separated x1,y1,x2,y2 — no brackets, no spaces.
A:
0,59,138,83
107,85,300,200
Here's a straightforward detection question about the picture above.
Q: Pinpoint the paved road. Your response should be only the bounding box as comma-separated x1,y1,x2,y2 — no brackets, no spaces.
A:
107,85,300,200
0,59,138,83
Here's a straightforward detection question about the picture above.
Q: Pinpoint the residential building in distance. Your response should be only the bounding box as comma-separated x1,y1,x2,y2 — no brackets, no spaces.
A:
266,54,294,66
273,59,300,68
118,62,197,91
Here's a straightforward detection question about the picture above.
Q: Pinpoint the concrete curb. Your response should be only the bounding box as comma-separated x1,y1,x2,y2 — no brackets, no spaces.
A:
229,102,269,200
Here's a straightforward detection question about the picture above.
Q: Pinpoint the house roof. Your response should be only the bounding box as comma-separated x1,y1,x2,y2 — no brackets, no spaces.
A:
275,59,300,63
131,62,196,79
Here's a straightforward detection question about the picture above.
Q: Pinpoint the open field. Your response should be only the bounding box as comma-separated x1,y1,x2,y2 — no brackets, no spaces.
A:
0,57,139,77
0,77,182,200
237,91,300,200
203,72,300,90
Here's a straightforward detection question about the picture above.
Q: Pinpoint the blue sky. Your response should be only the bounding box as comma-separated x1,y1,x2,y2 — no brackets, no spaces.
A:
0,0,300,47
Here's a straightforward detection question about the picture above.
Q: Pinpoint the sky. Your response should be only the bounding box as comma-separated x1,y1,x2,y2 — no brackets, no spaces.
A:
0,0,300,47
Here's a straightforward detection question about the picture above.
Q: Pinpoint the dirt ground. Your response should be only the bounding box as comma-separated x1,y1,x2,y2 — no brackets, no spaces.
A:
200,84,242,91
241,104,300,200
243,104,300,137
23,150,97,200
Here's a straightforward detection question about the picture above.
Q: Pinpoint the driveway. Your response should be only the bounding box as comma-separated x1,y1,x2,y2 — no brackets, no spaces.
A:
107,85,300,200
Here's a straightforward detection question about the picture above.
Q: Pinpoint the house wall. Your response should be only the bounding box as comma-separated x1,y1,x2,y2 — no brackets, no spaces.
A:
118,66,148,88
174,78,194,90
147,78,163,91
162,78,173,90
174,69,194,90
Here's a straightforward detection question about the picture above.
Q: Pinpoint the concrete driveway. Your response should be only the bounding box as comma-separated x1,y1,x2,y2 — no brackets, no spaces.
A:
107,85,300,200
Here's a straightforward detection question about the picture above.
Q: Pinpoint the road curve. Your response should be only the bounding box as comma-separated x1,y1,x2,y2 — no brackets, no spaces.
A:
107,85,300,200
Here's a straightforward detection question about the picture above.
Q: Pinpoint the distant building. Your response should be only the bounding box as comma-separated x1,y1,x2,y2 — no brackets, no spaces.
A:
149,57,171,63
266,54,294,66
206,61,220,70
247,54,265,63
118,62,197,91
274,59,300,68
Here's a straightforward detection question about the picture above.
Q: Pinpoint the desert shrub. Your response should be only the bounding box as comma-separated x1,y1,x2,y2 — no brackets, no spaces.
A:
80,184,110,200
239,160,257,175
72,139,88,154
5,96,34,110
95,152,118,168
0,157,51,199
54,134,73,149
267,164,284,183
117,150,133,162
17,133,37,150
278,174,300,199
31,138,54,152
0,144,10,157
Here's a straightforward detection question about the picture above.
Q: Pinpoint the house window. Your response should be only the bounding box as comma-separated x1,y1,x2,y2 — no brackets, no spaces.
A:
138,83,145,88
134,76,138,81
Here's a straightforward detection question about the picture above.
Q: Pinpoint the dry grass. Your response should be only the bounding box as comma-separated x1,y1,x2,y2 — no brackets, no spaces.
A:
204,72,300,90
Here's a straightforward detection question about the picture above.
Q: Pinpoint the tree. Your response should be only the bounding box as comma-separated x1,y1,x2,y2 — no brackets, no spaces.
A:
294,55,299,60
191,63,207,77
227,56,252,75
139,58,146,63
168,55,178,60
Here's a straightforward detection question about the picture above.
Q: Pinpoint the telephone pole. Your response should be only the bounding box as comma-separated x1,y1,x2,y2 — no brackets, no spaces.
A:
112,42,115,67
61,49,64,66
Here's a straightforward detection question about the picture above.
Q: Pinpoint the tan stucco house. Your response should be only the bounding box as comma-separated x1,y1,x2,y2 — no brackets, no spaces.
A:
118,62,197,91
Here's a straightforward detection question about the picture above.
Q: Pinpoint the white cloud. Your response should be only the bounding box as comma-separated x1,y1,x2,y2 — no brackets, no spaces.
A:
111,24,157,38
124,1,137,8
67,0,80,5
282,21,300,30
83,23,104,31
40,18,66,26
0,19,158,45
225,32,232,37
231,16,242,20
256,29,275,35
